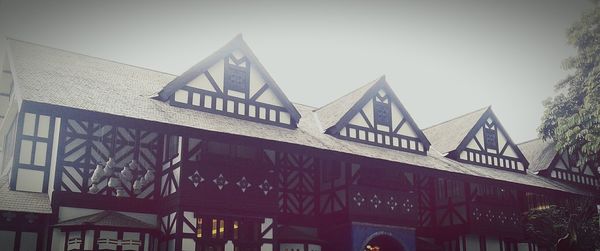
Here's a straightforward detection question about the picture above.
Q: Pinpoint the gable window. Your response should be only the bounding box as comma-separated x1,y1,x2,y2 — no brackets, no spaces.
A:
224,56,250,95
483,127,498,150
373,101,391,127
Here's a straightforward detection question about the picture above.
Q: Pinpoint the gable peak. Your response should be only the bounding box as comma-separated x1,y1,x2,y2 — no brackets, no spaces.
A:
316,76,430,154
157,35,301,128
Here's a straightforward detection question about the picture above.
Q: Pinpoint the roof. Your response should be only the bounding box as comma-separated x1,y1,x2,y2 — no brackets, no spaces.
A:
518,138,558,173
422,106,488,154
157,34,301,123
315,77,379,131
54,210,156,230
0,174,51,214
6,39,592,196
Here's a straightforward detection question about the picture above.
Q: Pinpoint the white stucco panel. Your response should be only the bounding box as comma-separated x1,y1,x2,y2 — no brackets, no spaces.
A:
255,88,283,107
187,73,217,92
207,59,225,91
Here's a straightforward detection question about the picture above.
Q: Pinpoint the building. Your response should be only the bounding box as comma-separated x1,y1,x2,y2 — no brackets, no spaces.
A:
0,35,597,251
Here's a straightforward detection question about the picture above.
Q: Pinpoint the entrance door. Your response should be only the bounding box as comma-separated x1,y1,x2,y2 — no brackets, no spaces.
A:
364,235,404,251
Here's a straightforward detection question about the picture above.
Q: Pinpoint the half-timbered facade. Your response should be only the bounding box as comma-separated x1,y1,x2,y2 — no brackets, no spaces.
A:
0,36,597,251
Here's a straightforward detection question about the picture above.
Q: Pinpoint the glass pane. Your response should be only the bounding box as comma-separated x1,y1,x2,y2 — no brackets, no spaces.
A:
19,232,37,251
0,230,15,251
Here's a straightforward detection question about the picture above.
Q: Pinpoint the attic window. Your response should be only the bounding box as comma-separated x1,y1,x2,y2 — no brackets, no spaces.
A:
483,127,498,150
373,101,391,127
224,58,250,94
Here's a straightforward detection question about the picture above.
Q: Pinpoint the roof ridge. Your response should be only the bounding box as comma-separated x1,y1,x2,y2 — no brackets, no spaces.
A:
422,106,489,131
7,37,177,77
314,76,382,112
517,137,544,146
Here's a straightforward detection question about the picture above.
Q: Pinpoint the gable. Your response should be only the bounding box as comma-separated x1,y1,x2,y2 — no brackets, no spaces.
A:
325,77,430,154
547,151,599,188
455,110,528,172
159,35,300,128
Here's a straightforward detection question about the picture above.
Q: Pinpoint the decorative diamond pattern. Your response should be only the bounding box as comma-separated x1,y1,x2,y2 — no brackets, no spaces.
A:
370,195,382,208
353,192,365,207
213,174,229,190
188,171,204,188
472,208,518,225
472,208,483,221
387,196,398,211
236,176,252,192
401,198,414,212
258,179,273,195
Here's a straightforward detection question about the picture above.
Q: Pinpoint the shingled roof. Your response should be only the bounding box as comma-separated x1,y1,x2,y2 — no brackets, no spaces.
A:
54,210,156,230
518,138,558,173
315,77,380,131
6,39,592,196
422,107,488,154
0,174,51,214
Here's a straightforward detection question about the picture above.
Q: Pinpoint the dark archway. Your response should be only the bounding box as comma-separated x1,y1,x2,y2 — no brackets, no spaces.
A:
364,235,405,251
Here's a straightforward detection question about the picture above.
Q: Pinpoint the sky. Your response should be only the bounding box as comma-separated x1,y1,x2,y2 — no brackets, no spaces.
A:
0,0,595,143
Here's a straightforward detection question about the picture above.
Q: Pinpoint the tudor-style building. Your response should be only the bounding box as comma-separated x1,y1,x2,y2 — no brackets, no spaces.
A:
0,35,597,251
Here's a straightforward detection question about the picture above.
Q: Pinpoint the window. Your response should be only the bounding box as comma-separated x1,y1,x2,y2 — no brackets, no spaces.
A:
224,56,250,95
473,184,515,204
164,135,179,160
436,178,464,201
483,127,498,150
233,221,239,240
197,218,203,238
373,101,391,127
205,141,256,160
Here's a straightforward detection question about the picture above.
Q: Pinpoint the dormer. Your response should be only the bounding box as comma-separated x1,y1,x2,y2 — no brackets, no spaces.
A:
519,138,599,189
316,76,430,155
157,35,301,128
423,107,529,173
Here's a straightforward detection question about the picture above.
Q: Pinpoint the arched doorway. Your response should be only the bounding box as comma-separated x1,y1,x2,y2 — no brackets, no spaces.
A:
364,235,404,251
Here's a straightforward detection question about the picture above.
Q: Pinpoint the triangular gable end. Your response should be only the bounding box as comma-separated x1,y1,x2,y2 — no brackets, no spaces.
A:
157,34,301,128
325,76,430,155
453,108,529,173
545,151,600,188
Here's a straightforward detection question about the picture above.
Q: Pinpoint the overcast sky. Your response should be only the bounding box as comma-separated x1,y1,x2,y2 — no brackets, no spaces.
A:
0,0,595,143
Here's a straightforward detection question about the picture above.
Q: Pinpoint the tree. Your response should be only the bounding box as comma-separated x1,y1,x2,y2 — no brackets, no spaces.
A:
539,5,600,167
524,198,600,251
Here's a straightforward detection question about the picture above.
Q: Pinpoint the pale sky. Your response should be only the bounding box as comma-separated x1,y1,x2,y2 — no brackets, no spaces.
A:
0,0,595,143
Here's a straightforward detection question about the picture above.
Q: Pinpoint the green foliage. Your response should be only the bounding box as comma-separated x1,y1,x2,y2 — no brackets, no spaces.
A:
539,6,600,167
524,199,600,251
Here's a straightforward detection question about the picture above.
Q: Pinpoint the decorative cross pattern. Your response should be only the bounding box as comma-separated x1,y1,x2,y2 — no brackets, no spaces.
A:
370,195,382,208
258,179,273,195
353,192,365,207
213,174,229,190
236,176,252,193
188,171,204,188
